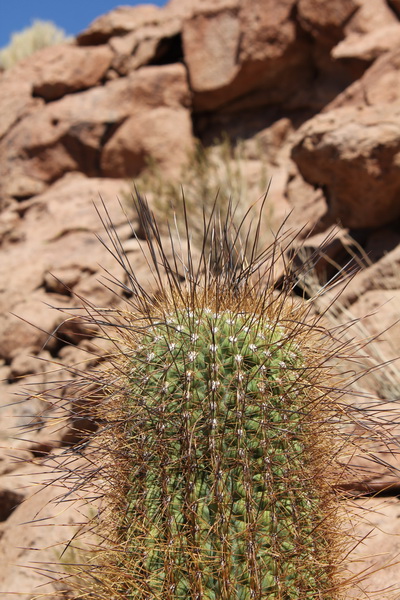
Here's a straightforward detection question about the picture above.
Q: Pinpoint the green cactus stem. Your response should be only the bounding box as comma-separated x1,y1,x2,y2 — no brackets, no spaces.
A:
118,306,338,599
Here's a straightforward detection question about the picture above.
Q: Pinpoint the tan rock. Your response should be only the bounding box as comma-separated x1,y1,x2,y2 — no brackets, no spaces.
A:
291,104,400,228
110,31,159,74
43,266,91,295
332,23,400,63
31,43,113,100
0,71,43,140
328,47,400,109
348,289,400,359
9,350,52,380
345,497,400,598
0,174,134,364
0,64,191,191
3,174,47,199
0,457,95,599
0,293,73,361
345,0,398,35
77,4,163,44
101,106,194,177
297,0,358,42
323,243,400,309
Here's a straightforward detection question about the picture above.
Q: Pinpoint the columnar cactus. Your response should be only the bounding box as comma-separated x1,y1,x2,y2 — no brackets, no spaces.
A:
48,197,387,599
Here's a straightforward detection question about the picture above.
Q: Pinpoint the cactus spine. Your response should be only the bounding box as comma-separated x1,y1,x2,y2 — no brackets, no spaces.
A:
51,198,378,599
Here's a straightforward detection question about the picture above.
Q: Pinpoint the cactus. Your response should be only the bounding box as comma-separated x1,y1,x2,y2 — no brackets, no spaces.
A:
117,306,338,599
38,197,391,599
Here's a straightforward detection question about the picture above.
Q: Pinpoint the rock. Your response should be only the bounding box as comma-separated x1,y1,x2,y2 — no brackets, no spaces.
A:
77,4,164,45
388,0,400,18
0,457,96,599
0,64,191,193
0,174,135,366
329,47,400,109
297,0,358,43
9,350,52,380
323,243,400,309
43,266,92,295
31,43,113,101
0,71,43,140
345,0,398,35
3,175,47,200
101,106,194,177
183,9,241,93
348,289,400,360
108,14,184,75
291,104,400,228
364,226,400,261
182,0,315,111
345,497,400,598
285,169,329,233
0,293,73,361
332,23,400,63
0,488,24,521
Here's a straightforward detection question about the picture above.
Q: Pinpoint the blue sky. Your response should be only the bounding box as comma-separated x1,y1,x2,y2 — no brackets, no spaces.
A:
0,1,168,49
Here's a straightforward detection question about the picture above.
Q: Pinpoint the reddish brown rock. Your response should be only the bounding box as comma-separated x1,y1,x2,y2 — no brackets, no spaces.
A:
101,106,194,177
183,9,240,93
322,243,400,309
182,0,314,111
347,290,400,358
291,104,400,228
108,13,183,75
0,64,191,195
31,43,113,101
297,0,358,43
388,0,400,18
0,292,73,361
77,4,164,45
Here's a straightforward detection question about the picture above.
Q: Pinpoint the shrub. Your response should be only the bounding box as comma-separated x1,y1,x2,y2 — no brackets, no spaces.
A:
0,19,70,70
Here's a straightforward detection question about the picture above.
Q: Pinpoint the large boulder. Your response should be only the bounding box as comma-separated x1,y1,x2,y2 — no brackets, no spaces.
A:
291,104,400,228
31,43,113,101
182,0,316,111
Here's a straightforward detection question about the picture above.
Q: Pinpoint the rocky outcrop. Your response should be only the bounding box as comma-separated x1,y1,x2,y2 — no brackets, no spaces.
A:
329,46,400,108
291,104,400,228
1,0,400,597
